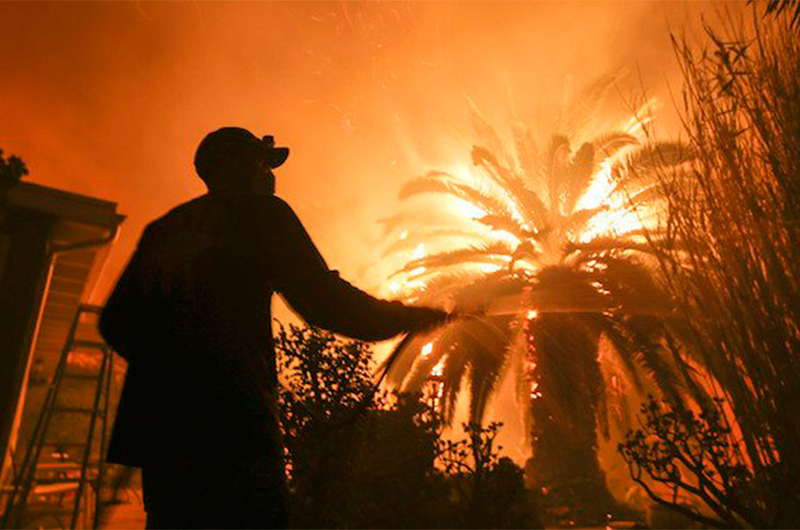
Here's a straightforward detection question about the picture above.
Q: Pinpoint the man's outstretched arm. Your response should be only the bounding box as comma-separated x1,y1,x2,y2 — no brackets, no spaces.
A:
265,197,446,341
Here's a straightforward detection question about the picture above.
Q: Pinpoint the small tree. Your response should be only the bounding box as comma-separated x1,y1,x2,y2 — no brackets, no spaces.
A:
439,422,540,529
275,324,452,528
0,150,28,186
619,397,794,528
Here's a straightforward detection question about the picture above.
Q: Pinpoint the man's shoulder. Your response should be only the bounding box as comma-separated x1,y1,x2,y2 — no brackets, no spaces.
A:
141,195,211,238
143,193,298,237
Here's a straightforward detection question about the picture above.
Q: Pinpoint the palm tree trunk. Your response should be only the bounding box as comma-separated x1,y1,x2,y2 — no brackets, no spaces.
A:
526,313,617,526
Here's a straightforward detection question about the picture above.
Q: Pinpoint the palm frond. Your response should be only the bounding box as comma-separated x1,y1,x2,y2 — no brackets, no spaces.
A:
438,332,471,422
591,256,673,316
465,316,516,422
391,241,516,277
511,120,544,188
563,72,618,137
621,182,667,207
622,316,685,405
562,206,609,236
467,96,514,167
476,214,531,240
399,171,519,223
402,330,450,393
565,142,596,214
454,271,530,309
472,145,550,229
383,329,441,388
399,268,486,305
565,237,655,258
592,131,639,160
417,316,515,423
615,141,693,178
545,135,571,215
601,314,684,405
596,319,647,395
381,228,485,258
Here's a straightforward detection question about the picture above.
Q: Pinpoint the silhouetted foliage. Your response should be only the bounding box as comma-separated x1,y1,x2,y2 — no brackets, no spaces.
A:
439,422,540,529
275,324,536,528
762,0,800,31
620,397,793,528
0,149,28,187
276,323,447,528
628,13,800,528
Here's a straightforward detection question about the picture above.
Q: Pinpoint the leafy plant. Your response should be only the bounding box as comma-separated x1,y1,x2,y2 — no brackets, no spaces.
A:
620,397,790,528
438,421,539,529
275,324,452,528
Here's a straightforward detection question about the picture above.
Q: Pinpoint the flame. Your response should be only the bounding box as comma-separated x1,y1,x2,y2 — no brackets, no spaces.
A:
382,103,662,309
421,341,434,358
431,358,445,377
576,161,652,242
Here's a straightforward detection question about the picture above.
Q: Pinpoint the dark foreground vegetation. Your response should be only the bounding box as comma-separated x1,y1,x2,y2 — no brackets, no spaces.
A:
617,12,800,528
275,324,540,529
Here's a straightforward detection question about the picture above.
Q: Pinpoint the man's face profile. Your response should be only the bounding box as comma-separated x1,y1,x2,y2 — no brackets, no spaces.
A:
195,127,286,196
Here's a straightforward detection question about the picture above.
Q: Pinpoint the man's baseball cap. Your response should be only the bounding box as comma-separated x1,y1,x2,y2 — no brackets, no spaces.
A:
194,127,289,182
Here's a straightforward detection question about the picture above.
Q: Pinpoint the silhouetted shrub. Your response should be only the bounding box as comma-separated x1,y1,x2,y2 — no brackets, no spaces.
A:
275,324,536,528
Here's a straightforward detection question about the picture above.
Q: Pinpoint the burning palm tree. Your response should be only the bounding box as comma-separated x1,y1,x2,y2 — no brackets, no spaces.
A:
383,80,692,523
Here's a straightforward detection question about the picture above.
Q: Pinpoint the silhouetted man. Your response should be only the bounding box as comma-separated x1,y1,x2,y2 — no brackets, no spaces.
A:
99,127,447,529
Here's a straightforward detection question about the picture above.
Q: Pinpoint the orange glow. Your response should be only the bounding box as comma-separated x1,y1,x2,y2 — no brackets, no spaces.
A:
431,359,445,378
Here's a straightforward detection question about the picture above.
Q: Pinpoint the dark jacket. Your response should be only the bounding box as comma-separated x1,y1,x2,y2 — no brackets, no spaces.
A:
100,193,432,468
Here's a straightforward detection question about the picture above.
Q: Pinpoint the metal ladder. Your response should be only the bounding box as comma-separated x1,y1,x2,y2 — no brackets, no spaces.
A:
2,304,114,529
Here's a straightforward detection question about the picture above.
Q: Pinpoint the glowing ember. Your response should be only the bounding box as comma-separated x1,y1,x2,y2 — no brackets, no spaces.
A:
527,309,539,320
408,266,427,277
431,358,445,377
421,341,434,358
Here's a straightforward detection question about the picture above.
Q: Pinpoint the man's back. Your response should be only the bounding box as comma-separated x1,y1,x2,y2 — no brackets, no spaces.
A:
98,128,447,528
102,193,288,466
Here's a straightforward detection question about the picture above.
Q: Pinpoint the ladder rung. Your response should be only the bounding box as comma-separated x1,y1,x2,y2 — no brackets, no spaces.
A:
35,475,98,484
17,503,74,515
36,462,82,470
62,371,101,380
35,471,100,480
78,304,104,314
71,340,107,350
51,407,104,416
22,506,77,520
